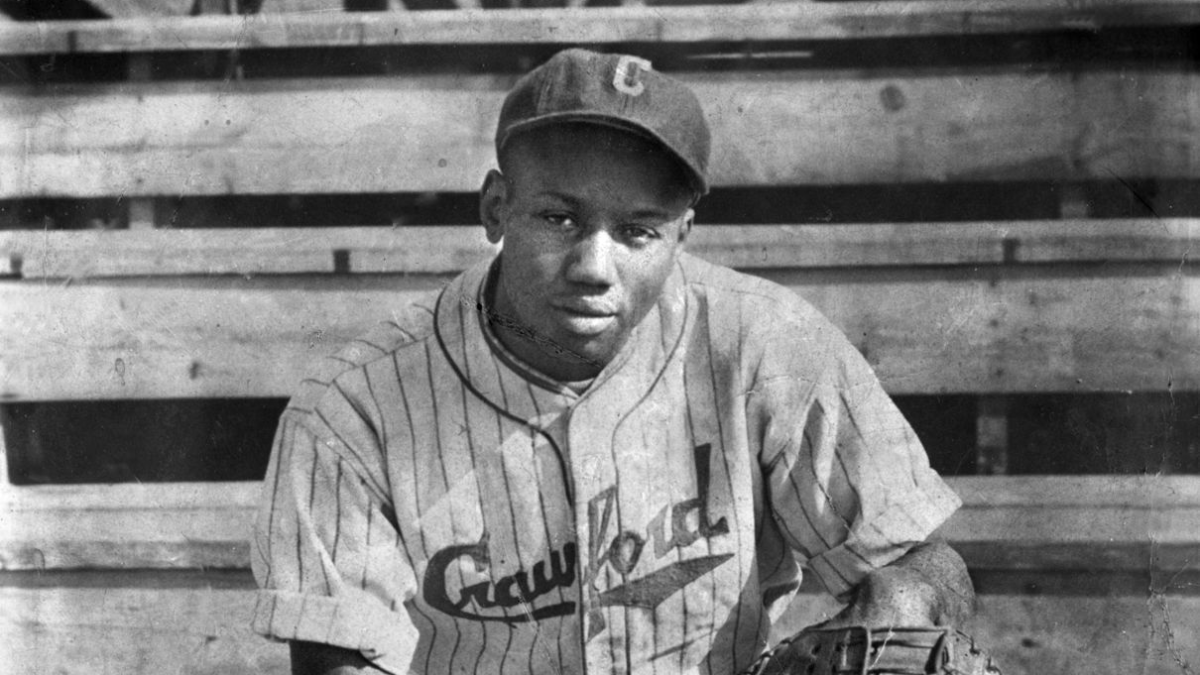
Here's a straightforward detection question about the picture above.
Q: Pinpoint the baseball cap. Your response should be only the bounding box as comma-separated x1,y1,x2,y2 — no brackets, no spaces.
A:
496,48,711,196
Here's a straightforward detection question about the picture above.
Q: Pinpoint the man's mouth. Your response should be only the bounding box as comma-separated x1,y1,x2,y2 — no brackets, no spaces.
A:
556,302,617,318
553,303,619,335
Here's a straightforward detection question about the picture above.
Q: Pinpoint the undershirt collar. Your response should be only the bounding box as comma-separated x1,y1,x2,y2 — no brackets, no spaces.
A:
477,258,595,397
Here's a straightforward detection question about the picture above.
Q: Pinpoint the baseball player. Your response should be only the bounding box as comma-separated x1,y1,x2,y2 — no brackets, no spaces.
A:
252,48,975,675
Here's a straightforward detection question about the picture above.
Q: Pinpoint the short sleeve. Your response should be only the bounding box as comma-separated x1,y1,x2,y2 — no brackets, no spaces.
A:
751,321,961,601
251,399,420,674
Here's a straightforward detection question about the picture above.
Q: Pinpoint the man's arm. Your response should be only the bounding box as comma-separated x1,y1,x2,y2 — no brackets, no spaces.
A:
822,539,975,628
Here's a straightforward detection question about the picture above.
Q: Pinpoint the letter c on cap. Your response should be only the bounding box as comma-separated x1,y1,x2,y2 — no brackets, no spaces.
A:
613,55,651,97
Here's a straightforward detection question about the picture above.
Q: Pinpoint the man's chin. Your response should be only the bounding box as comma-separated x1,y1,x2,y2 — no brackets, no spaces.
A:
550,331,622,371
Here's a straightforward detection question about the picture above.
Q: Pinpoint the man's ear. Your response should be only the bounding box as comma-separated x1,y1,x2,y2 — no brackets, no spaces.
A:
676,208,695,246
480,170,509,244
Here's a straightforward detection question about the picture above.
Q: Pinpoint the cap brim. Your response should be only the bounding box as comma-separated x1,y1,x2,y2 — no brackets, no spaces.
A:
497,112,709,196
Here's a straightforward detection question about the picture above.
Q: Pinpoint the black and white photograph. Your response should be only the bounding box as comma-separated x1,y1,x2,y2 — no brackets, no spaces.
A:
0,1,1197,674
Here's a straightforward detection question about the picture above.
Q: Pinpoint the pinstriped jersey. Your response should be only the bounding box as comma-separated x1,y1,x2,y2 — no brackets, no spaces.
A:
251,252,961,675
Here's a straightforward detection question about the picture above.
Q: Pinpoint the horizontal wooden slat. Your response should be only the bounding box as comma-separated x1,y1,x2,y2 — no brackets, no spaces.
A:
3,220,1195,279
3,578,1197,675
0,275,446,401
2,2,1199,56
2,477,1197,573
4,69,1196,197
0,580,291,675
2,261,1195,400
1,226,500,278
2,575,1195,675
1013,219,1200,263
0,483,258,570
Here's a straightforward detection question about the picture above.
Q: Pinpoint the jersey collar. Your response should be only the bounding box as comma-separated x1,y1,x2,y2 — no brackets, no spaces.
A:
432,254,689,412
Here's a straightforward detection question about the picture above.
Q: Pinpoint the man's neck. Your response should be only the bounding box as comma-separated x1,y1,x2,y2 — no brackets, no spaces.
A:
482,261,605,383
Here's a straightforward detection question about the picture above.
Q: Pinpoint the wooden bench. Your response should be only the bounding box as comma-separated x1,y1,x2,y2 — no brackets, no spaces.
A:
2,4,1198,674
3,221,1197,674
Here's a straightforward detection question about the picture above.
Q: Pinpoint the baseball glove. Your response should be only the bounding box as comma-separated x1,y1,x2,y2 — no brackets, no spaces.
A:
742,626,1001,675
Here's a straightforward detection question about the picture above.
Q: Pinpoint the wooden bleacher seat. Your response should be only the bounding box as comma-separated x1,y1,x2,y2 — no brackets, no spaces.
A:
2,221,1198,399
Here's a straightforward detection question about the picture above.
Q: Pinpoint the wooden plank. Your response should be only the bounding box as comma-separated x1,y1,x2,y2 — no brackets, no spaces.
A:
0,223,1003,279
944,475,1200,571
1,226,499,278
2,2,1199,55
2,221,1196,280
962,594,1200,675
1,261,1196,400
1010,218,1200,263
0,581,290,675
257,0,345,12
2,476,1198,572
776,263,1199,395
0,483,259,570
3,69,1197,197
0,274,448,402
946,474,1200,509
0,575,1194,675
688,223,1002,270
0,21,73,53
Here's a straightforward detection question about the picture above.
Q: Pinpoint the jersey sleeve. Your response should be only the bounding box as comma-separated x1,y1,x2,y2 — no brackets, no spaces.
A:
748,307,962,601
251,394,420,674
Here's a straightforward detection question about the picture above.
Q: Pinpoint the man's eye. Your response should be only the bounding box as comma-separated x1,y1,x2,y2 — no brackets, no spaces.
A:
543,213,575,229
622,225,659,242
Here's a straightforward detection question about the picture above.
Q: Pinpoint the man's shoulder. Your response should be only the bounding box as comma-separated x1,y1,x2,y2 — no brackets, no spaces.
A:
287,289,441,413
676,252,861,380
678,252,829,329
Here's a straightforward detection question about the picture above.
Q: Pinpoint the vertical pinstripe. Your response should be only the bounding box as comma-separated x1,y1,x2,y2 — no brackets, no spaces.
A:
390,350,440,675
251,254,961,675
455,297,508,675
426,341,474,675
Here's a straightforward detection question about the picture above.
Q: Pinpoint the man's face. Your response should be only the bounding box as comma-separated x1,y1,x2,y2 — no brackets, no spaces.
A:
481,124,695,381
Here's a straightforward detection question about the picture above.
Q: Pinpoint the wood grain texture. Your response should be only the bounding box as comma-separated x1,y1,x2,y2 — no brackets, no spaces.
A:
6,260,1194,400
0,482,258,570
2,2,1200,55
0,582,290,675
257,0,345,12
3,479,1196,673
2,226,499,278
774,263,1200,395
3,69,1196,197
0,271,451,398
3,477,1197,572
0,274,447,402
0,570,1197,675
1011,219,1200,263
4,220,1194,279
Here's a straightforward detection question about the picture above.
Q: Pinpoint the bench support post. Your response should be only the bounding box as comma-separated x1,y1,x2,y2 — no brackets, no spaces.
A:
976,395,1009,475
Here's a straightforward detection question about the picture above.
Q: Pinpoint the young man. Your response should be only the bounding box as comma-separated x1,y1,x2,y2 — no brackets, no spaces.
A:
253,48,973,675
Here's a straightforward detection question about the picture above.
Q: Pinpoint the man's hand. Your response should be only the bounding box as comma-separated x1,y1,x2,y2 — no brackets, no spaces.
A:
822,540,975,628
741,542,995,675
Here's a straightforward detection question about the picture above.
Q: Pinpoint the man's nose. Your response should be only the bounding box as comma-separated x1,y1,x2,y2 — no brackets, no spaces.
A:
565,229,617,287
